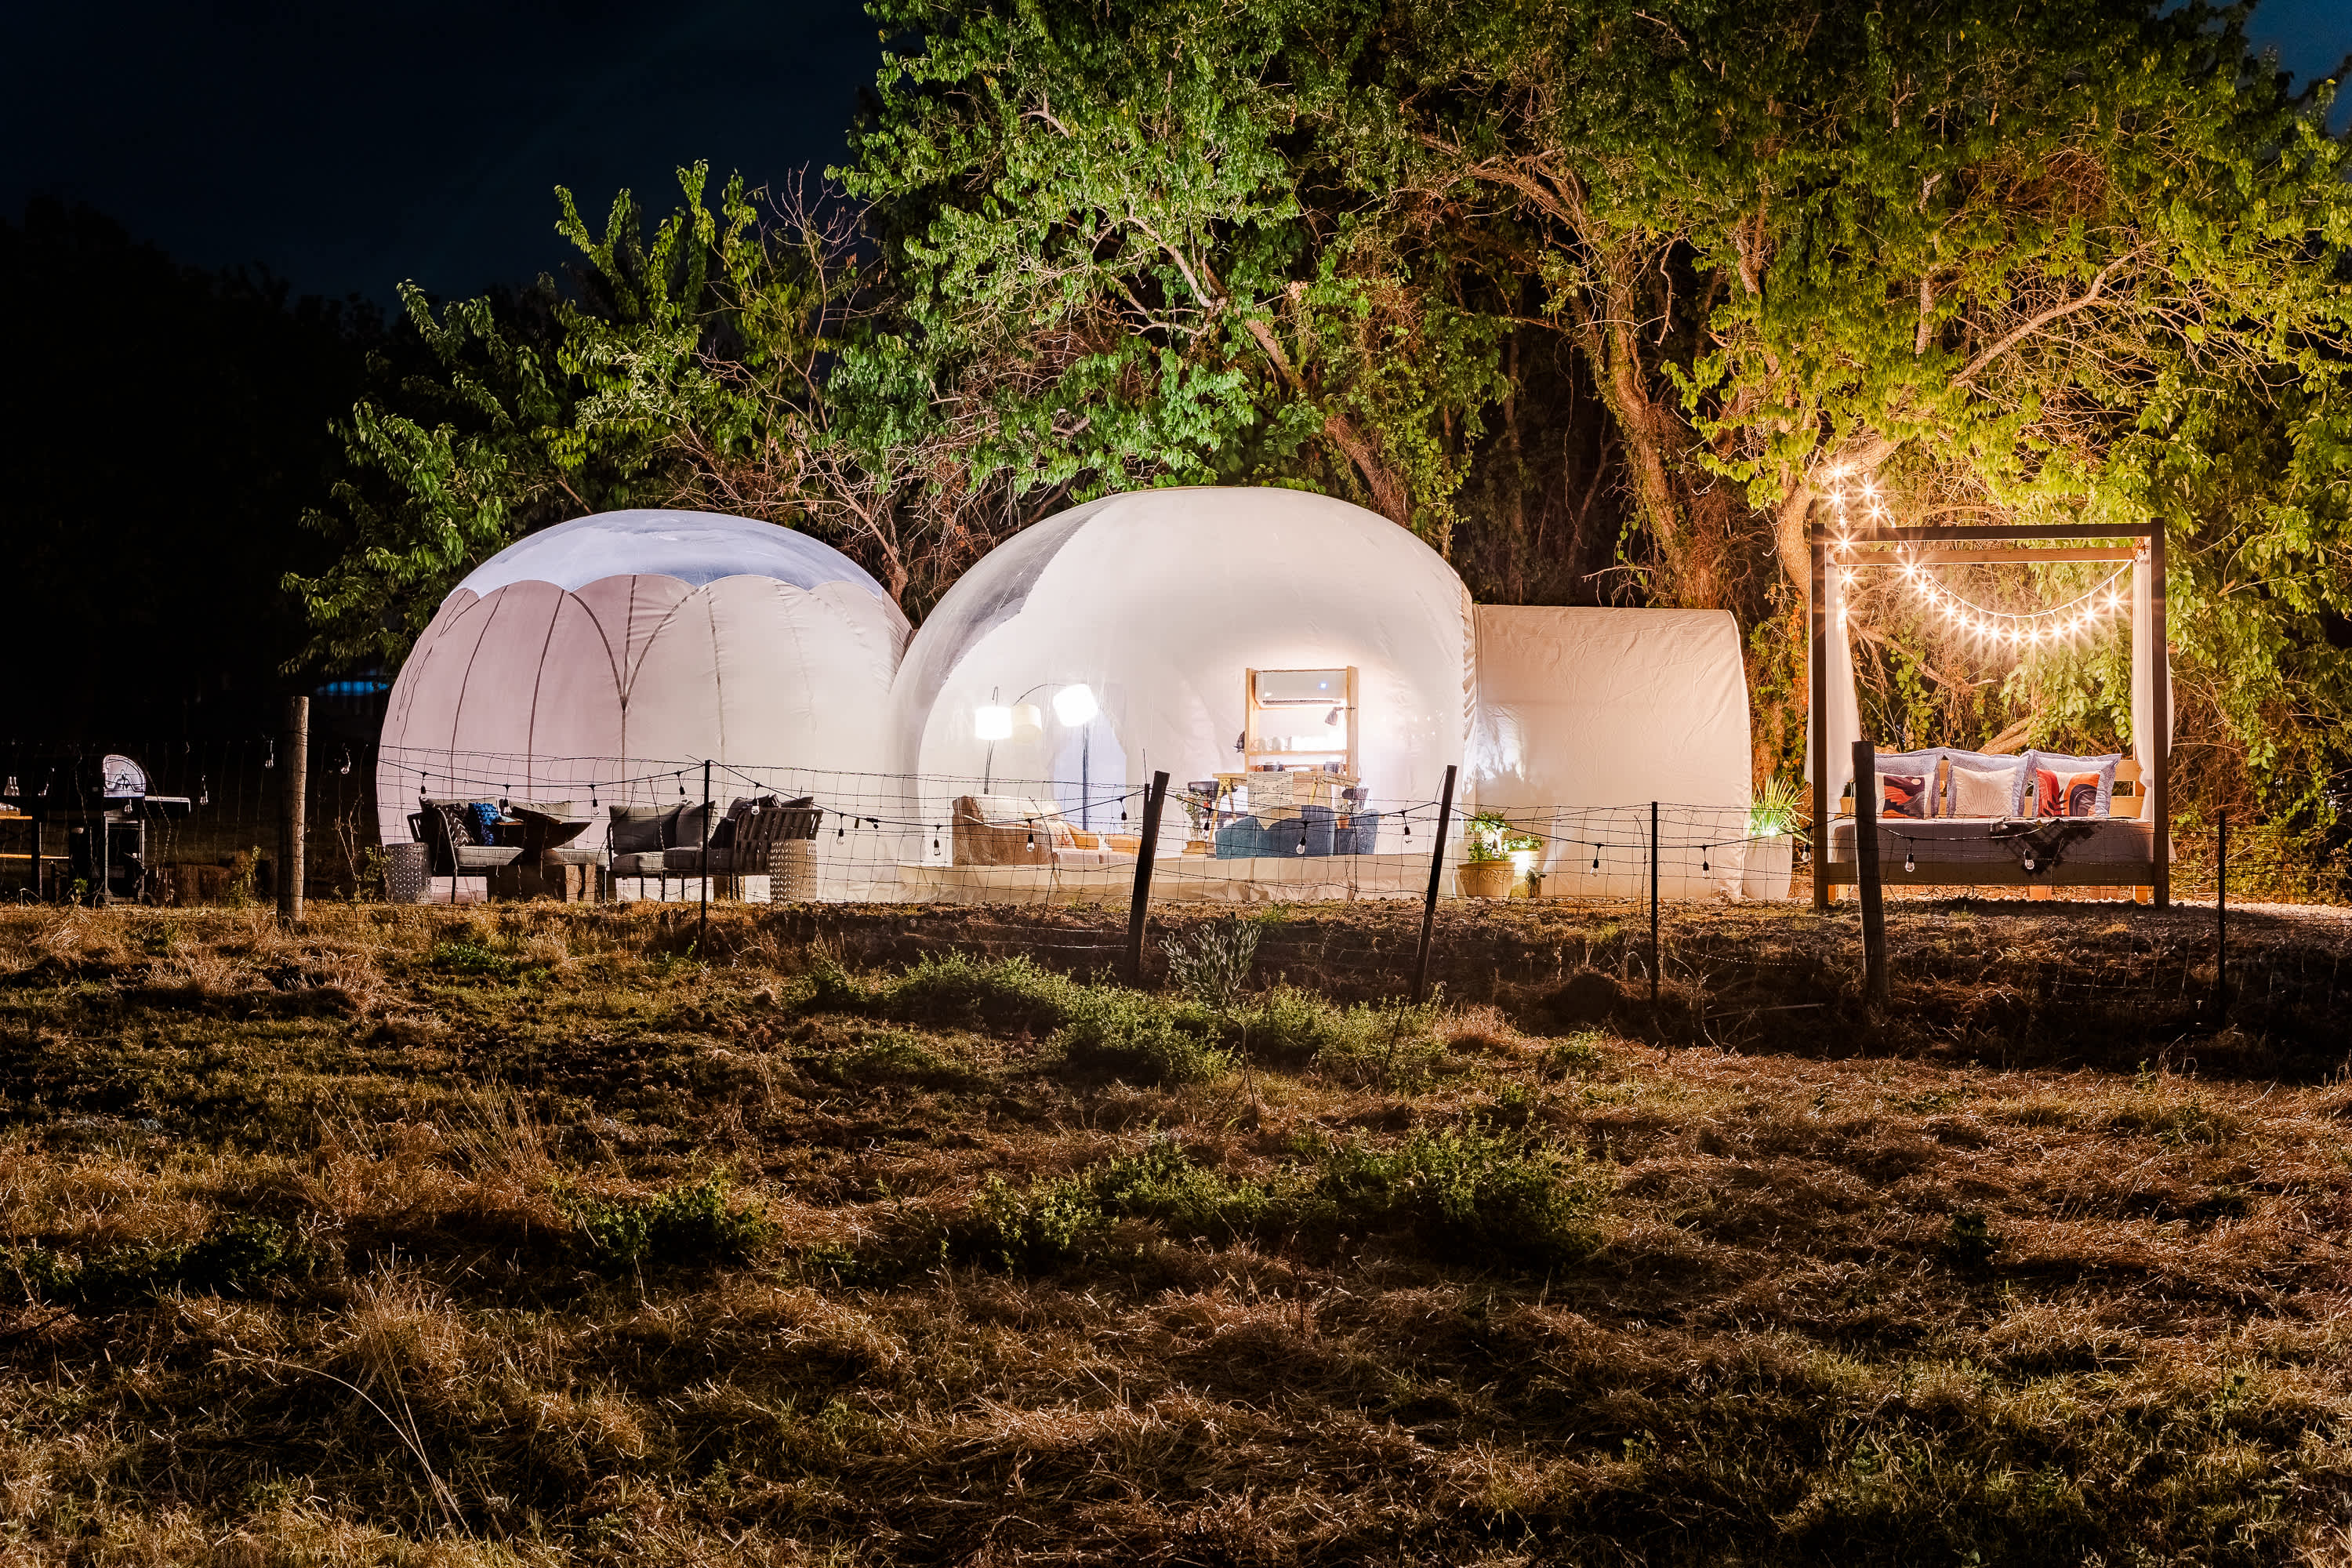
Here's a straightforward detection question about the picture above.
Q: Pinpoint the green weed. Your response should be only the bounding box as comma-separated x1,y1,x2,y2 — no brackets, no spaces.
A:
16,1212,314,1314
975,1124,1603,1272
558,1173,770,1270
426,938,513,978
1052,989,1225,1084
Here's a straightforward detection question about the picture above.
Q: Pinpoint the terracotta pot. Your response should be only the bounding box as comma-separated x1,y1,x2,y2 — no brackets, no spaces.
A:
1740,833,1795,901
1459,858,1517,898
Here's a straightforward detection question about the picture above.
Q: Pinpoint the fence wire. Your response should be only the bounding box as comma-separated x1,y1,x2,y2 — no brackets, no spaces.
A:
0,739,2325,919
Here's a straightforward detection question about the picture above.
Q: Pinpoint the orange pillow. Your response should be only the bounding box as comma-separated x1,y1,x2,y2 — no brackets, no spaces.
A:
2035,768,2101,818
1880,772,1929,819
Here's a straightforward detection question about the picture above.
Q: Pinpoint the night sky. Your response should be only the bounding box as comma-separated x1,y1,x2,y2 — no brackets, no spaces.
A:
2,0,879,303
2,0,2349,305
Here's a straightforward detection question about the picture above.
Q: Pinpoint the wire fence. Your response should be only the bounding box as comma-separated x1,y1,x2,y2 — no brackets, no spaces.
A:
0,739,2329,916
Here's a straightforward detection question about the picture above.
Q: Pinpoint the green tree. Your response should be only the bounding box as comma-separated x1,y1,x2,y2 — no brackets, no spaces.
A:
286,166,742,667
836,0,1514,551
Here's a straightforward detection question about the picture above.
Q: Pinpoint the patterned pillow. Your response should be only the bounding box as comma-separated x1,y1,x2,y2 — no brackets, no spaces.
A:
465,801,503,841
1879,772,1930,819
2037,768,2104,819
2023,751,2119,816
1872,749,1947,815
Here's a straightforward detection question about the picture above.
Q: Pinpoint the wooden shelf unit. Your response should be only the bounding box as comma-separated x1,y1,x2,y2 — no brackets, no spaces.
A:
1241,666,1359,777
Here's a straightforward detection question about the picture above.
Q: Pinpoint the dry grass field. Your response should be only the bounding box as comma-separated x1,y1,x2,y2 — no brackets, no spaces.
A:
2,900,2350,1566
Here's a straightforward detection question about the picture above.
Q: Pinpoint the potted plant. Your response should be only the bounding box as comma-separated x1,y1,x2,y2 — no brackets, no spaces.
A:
1742,777,1801,900
1460,810,1539,898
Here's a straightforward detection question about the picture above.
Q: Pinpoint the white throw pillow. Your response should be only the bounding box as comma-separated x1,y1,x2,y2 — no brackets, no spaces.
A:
1948,763,2016,819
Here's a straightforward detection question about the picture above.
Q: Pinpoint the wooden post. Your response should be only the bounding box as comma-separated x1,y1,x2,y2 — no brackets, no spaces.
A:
1809,531,1831,910
2216,810,2227,1019
278,695,308,924
698,759,713,949
1125,771,1170,985
2151,524,2170,909
1650,800,1661,1006
1410,764,1458,1004
1851,738,1889,1004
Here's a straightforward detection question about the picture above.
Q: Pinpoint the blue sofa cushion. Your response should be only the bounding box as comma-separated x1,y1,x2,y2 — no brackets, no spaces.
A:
1299,803,1336,857
1214,815,1264,858
1336,811,1380,855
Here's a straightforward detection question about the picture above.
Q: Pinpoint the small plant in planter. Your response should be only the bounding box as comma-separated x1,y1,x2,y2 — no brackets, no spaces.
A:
1742,776,1802,900
1461,811,1541,898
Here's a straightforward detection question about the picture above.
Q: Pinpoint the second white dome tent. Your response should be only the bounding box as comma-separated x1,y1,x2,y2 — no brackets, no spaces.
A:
890,486,1478,883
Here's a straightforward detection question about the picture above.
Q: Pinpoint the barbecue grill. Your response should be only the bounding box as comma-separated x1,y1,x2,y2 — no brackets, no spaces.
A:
2,751,193,902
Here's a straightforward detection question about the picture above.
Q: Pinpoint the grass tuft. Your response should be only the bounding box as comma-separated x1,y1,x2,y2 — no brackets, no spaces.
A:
557,1173,771,1271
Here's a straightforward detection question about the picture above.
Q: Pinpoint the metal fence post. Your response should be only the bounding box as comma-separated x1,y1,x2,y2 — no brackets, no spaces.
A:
1125,771,1170,985
1851,738,1889,1004
698,759,712,949
1650,800,1661,1006
1410,764,1459,1004
2216,810,2228,1019
278,695,308,924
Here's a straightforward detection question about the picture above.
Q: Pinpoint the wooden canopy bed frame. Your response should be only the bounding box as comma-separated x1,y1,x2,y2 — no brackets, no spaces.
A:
1808,517,2169,909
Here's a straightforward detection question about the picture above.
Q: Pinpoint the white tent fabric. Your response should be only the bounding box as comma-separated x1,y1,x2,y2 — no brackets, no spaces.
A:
1468,607,1751,898
2130,553,2175,765
1805,567,1865,809
377,510,909,847
891,487,1476,855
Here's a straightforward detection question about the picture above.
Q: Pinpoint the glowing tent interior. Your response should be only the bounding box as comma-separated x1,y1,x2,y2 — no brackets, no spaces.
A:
376,510,909,848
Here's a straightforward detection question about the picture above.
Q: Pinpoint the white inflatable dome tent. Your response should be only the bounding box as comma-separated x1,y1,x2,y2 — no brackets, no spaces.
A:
890,486,1475,891
376,510,909,849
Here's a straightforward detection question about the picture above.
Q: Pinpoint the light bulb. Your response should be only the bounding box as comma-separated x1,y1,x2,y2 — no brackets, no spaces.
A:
974,705,1013,740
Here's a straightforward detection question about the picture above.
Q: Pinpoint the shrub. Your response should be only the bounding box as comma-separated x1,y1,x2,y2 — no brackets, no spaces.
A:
1540,1034,1606,1079
426,938,513,978
1944,1208,2001,1272
559,1173,770,1270
974,1126,1604,1273
975,1136,1269,1269
1053,989,1225,1085
16,1213,315,1314
817,1031,985,1091
1161,917,1261,1010
1308,1123,1606,1267
800,955,868,1011
878,952,1084,1032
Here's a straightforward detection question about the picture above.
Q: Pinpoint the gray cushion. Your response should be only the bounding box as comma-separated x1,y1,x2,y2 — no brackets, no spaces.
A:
609,850,669,876
608,804,667,854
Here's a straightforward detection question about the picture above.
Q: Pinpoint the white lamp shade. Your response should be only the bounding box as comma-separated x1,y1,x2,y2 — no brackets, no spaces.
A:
1012,702,1044,738
974,705,1014,740
1052,683,1099,726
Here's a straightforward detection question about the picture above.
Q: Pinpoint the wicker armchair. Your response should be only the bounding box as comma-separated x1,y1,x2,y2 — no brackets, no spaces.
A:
663,797,823,895
409,801,524,882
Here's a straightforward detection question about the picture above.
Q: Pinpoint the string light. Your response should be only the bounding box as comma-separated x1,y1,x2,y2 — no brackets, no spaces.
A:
1820,466,2132,648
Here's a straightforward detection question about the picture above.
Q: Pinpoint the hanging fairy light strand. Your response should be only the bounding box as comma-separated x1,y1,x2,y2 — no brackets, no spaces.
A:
1819,467,2131,648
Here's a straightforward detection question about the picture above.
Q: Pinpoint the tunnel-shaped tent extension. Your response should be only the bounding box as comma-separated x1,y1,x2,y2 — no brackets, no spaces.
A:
1467,606,1752,899
891,485,1477,855
376,510,909,849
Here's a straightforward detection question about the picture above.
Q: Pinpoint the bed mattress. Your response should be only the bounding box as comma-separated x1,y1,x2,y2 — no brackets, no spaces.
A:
1828,815,2154,871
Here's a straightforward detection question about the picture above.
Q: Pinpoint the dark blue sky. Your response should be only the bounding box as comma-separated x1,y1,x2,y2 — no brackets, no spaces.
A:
2,0,2347,304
